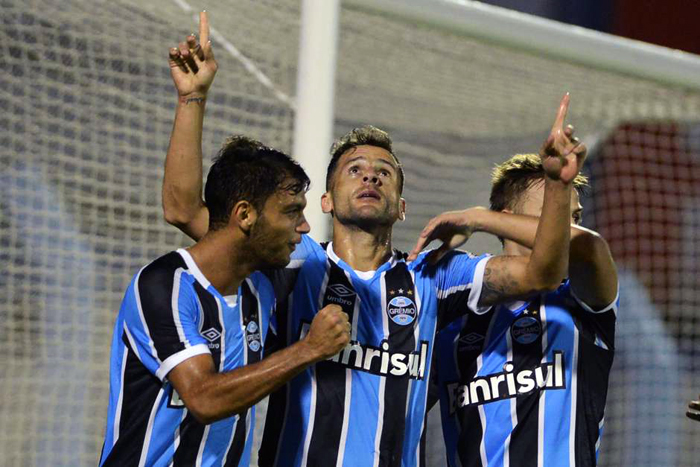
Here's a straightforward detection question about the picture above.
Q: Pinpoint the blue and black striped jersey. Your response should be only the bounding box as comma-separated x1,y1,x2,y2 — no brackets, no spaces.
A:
259,235,491,467
100,249,273,467
436,280,618,467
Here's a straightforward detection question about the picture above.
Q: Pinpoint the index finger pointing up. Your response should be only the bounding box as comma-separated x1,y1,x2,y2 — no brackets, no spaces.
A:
551,92,570,132
199,11,210,46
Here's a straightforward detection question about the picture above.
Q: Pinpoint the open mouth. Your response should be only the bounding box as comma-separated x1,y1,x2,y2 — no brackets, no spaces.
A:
357,190,381,200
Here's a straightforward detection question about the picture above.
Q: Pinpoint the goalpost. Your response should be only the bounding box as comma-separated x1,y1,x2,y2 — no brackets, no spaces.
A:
2,0,700,465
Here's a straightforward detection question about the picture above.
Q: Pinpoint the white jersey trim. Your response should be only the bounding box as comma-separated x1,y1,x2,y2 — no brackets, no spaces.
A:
326,241,399,279
468,256,492,315
570,283,619,315
436,283,472,300
138,387,166,467
171,268,189,348
287,259,305,269
156,343,210,381
177,248,212,290
133,267,161,366
112,336,130,449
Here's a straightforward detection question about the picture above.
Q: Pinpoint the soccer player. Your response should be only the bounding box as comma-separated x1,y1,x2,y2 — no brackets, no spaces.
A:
162,14,584,466
99,17,351,466
411,150,618,466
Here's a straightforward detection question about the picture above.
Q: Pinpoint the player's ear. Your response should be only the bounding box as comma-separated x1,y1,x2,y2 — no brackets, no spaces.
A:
231,200,258,234
398,197,406,221
321,191,333,215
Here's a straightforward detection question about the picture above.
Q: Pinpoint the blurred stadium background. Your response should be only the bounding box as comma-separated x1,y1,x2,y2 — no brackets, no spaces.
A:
2,0,700,465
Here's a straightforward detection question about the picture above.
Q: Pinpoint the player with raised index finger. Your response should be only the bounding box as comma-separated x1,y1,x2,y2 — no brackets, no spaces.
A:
162,14,581,464
411,98,619,466
99,13,351,467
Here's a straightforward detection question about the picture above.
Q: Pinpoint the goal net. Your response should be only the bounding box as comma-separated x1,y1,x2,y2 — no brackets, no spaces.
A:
2,0,699,465
0,0,299,464
334,2,700,466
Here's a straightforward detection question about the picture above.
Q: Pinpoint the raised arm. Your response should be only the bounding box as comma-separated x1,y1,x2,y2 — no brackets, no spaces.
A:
162,12,215,240
412,209,616,309
469,210,616,309
168,304,350,424
411,94,586,307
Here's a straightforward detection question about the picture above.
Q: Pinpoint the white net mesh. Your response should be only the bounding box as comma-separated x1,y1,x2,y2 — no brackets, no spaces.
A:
0,0,299,464
333,4,700,466
3,0,700,465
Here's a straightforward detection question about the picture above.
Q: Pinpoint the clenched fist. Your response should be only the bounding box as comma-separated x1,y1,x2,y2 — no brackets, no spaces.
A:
303,304,351,361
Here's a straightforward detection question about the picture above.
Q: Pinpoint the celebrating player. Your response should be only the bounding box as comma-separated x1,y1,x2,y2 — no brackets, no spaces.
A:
99,14,351,467
412,141,618,465
162,13,583,466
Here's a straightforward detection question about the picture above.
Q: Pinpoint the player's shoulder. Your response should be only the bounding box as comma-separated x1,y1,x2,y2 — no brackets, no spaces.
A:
549,279,618,314
136,250,188,289
442,249,485,262
247,270,276,293
289,234,327,266
408,248,487,272
120,251,195,322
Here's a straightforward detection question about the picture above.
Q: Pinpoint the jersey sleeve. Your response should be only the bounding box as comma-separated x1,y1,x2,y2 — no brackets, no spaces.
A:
563,280,618,351
569,282,620,315
122,265,210,381
433,251,492,328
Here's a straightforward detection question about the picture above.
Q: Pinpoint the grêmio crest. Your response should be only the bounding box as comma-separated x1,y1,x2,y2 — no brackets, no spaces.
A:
387,294,417,326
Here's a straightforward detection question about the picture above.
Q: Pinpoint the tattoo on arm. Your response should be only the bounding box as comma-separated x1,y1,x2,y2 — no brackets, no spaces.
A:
181,96,206,105
479,257,521,306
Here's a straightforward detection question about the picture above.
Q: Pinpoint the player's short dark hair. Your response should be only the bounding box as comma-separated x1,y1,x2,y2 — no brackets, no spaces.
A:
326,125,405,193
490,153,588,213
204,136,310,231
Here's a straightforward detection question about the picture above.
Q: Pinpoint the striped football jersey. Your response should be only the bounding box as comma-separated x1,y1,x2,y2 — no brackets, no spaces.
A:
258,234,491,467
435,280,618,467
100,249,274,466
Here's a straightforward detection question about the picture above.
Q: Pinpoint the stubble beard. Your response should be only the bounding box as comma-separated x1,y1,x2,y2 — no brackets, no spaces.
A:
248,217,289,269
334,202,398,232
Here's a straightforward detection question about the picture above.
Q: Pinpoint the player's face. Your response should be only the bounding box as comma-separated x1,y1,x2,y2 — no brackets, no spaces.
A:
322,145,405,229
250,187,310,268
518,180,583,225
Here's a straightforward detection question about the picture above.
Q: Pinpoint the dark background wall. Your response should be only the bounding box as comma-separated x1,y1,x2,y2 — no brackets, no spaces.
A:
481,0,700,55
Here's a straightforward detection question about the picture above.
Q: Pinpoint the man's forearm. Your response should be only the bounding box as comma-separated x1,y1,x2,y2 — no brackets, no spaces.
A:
471,207,591,261
524,179,571,289
179,339,322,424
162,96,208,239
471,206,617,304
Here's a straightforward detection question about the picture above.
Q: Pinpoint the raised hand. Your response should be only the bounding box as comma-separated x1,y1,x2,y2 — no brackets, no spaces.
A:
168,11,218,98
302,304,351,361
407,208,483,264
540,93,587,184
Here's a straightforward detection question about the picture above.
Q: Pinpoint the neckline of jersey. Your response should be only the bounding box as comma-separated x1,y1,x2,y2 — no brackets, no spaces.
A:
325,241,399,280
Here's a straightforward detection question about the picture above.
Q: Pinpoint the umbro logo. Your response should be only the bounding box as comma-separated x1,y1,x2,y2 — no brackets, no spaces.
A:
202,328,221,342
328,284,355,298
460,333,484,345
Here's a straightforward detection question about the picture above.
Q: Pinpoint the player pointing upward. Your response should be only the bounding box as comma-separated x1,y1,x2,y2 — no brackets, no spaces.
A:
411,124,618,466
162,12,585,466
99,13,350,466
